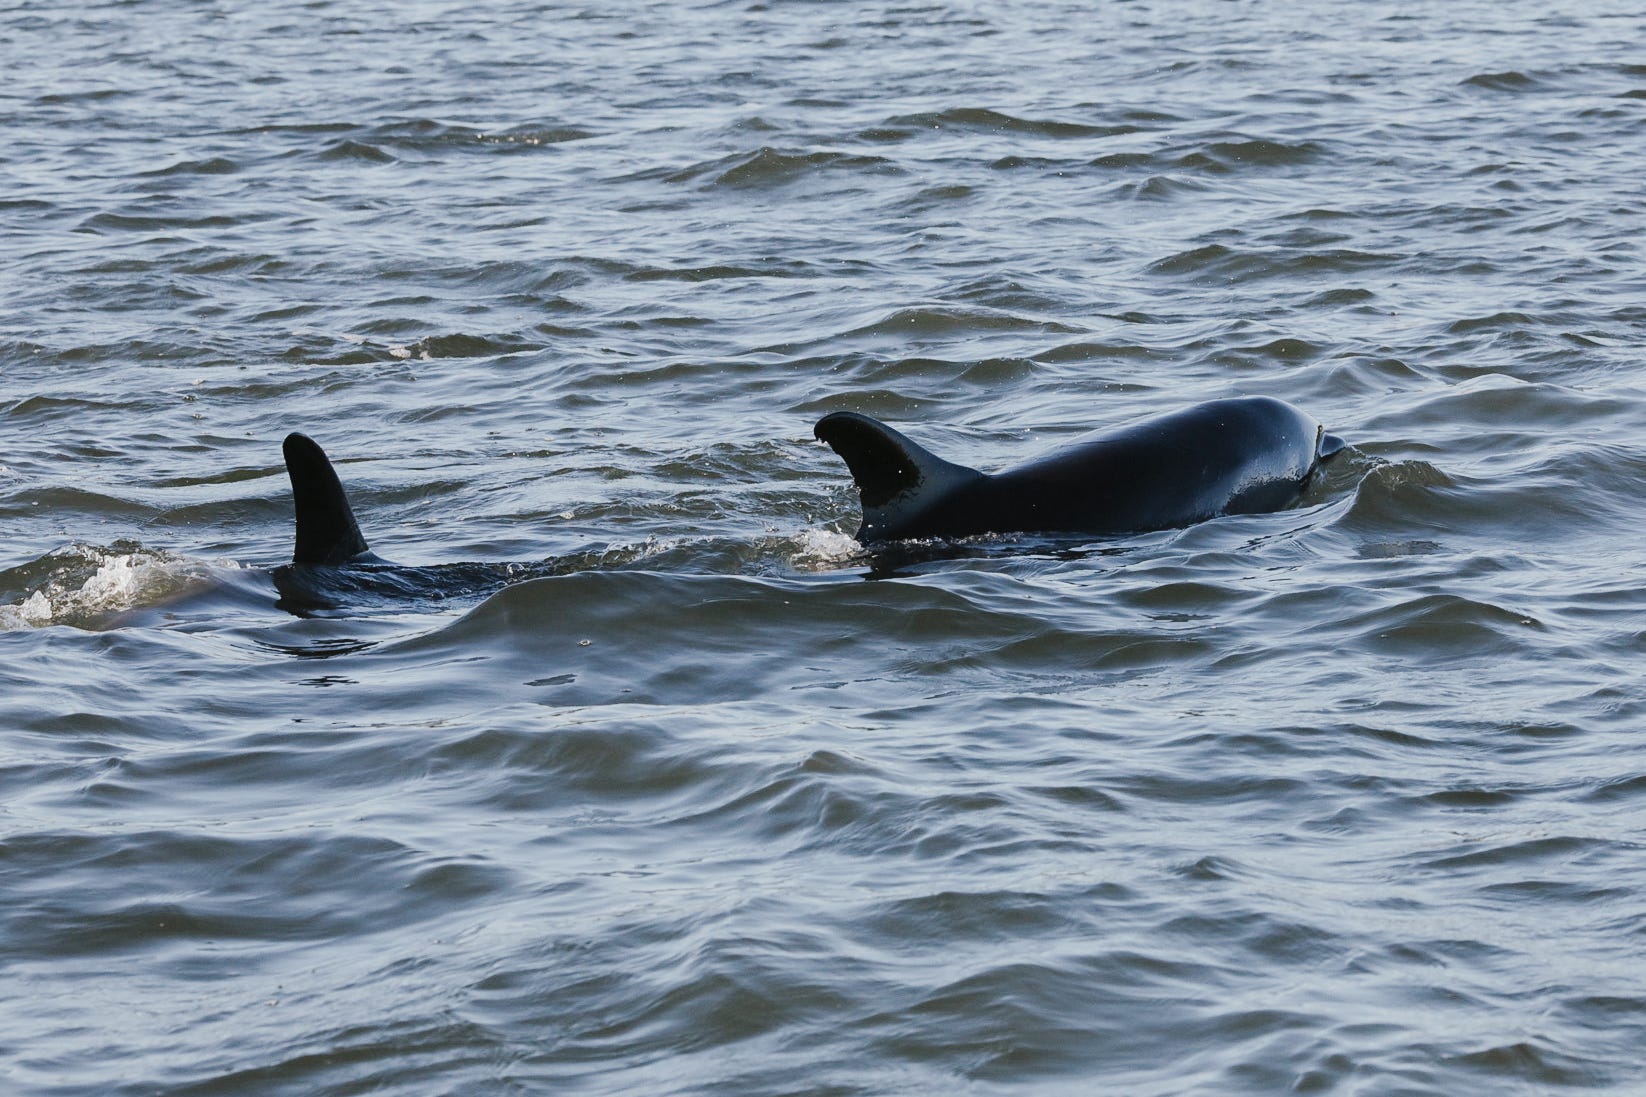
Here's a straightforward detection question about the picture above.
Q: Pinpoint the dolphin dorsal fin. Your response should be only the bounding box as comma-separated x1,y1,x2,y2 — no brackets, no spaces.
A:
283,433,370,565
813,412,984,541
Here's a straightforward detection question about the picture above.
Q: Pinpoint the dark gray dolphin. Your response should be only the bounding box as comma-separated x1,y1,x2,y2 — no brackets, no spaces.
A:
814,396,1345,544
273,433,535,612
283,432,381,567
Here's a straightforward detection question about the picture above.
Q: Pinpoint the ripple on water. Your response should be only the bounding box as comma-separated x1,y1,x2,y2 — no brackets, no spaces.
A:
0,830,511,962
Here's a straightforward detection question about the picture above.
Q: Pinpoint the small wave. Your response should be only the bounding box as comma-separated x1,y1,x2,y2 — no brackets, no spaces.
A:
282,330,408,365
424,721,738,811
385,332,542,361
1462,70,1542,92
1446,311,1536,334
222,121,357,137
1110,175,1213,201
1213,337,1329,366
1420,834,1608,873
785,385,944,419
315,138,396,164
345,119,600,153
1331,459,1458,532
283,329,539,365
1088,151,1155,169
667,147,900,190
1302,287,1378,308
842,306,1081,340
0,544,235,630
1581,774,1646,804
1363,378,1633,437
75,210,238,233
474,125,597,146
1173,138,1326,172
677,750,1026,859
36,87,126,106
377,570,1138,706
884,107,1133,139
988,154,1076,171
0,829,509,957
139,156,239,176
1147,242,1236,274
1147,243,1400,279
1031,341,1160,364
624,260,809,283
1445,1041,1595,1087
949,272,1080,314
1321,592,1545,662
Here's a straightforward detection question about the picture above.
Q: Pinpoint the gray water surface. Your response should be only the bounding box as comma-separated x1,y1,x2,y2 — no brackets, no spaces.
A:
4,1,1646,1093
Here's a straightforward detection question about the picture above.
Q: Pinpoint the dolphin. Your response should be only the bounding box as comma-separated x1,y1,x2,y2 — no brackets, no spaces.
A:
814,396,1345,544
271,433,543,612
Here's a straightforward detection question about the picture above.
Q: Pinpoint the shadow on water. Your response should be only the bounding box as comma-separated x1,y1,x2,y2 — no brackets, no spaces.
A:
852,533,1139,580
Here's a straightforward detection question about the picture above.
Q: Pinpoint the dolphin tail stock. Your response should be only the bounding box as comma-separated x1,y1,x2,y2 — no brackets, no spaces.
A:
813,411,985,542
283,432,372,566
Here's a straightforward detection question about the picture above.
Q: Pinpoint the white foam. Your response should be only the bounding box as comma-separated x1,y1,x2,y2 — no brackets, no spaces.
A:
0,589,54,629
1,546,237,630
791,528,863,569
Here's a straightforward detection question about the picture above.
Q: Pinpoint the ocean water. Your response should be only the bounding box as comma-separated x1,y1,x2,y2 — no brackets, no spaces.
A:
4,1,1646,1093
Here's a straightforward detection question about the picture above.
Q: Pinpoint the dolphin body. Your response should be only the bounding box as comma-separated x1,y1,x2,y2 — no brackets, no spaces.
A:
814,396,1344,545
271,433,537,612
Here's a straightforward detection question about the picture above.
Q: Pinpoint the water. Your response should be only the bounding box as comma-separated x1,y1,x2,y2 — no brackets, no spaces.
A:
4,1,1646,1092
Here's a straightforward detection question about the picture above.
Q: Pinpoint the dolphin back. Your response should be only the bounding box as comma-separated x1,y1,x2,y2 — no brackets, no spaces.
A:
816,397,1337,544
813,412,986,542
283,432,371,565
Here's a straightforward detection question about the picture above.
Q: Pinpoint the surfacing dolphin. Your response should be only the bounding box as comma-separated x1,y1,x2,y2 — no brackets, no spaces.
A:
272,433,548,613
814,396,1345,545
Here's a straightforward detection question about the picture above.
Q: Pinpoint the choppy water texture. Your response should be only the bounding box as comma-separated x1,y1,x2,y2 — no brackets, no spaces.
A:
5,1,1646,1093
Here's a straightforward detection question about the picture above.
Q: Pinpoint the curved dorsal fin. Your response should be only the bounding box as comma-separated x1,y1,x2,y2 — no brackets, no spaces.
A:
813,412,983,541
283,433,370,565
